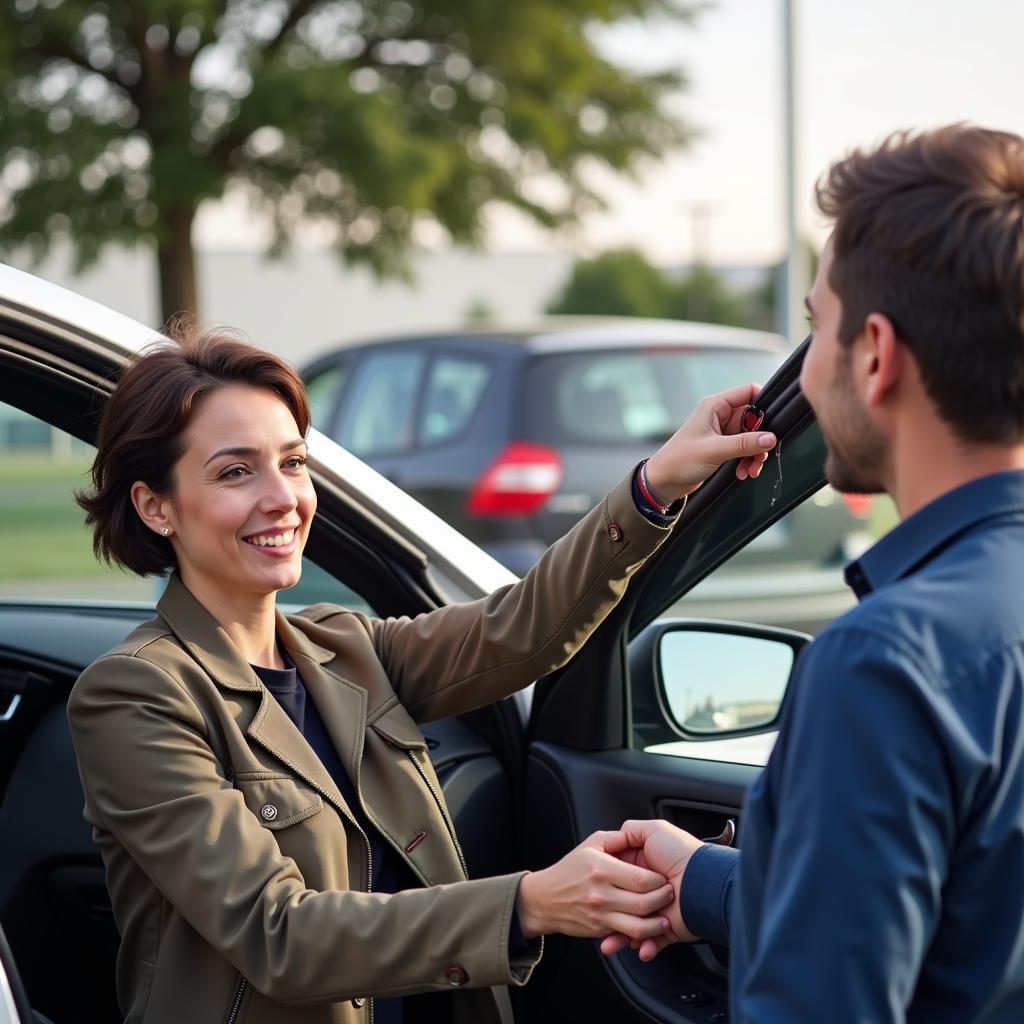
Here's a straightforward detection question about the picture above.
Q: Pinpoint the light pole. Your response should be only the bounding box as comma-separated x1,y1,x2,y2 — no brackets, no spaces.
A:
781,0,809,346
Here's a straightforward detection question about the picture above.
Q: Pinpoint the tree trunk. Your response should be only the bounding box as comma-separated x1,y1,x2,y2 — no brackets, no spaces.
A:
156,203,199,327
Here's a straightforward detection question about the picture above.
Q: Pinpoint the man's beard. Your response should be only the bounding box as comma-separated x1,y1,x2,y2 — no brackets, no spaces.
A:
820,358,887,495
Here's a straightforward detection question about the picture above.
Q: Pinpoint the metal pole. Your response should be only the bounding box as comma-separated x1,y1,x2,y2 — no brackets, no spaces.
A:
781,0,808,345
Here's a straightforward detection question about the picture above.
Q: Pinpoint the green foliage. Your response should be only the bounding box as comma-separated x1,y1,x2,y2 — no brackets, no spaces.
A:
548,247,755,327
547,248,670,317
748,240,821,331
664,263,749,325
463,293,496,324
0,0,700,315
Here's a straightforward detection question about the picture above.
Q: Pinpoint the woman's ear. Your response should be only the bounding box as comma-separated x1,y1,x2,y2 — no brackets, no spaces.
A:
131,481,174,538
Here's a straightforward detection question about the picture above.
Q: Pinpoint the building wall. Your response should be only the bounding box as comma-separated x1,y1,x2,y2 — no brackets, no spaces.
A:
6,244,575,367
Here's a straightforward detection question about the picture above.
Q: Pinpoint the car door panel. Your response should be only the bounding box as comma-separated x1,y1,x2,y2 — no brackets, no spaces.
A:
522,743,750,1023
0,658,119,1024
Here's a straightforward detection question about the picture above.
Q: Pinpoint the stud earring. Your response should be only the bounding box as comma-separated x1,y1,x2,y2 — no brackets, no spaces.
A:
161,527,170,536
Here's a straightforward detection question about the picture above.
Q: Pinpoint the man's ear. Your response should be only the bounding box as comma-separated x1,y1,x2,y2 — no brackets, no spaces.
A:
862,312,902,408
131,481,174,538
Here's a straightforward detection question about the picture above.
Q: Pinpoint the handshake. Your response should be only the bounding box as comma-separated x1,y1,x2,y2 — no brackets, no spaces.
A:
514,819,705,960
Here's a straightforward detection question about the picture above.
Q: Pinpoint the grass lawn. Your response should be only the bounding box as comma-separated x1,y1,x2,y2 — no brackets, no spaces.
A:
0,453,137,583
0,455,93,486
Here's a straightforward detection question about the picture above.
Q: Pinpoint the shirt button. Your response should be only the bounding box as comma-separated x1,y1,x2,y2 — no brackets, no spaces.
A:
260,804,278,822
607,523,622,542
445,963,468,987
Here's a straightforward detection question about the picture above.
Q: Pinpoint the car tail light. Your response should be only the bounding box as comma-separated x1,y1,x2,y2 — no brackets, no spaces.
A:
467,442,564,517
841,492,873,519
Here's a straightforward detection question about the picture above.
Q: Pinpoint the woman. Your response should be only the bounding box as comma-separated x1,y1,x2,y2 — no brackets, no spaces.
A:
68,326,775,1024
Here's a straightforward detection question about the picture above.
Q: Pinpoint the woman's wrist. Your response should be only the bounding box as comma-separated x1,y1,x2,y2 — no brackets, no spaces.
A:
515,871,545,939
641,453,682,506
637,460,674,514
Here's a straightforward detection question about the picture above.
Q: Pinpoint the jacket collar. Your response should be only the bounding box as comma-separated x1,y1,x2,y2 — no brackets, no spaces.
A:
156,573,337,689
156,574,364,819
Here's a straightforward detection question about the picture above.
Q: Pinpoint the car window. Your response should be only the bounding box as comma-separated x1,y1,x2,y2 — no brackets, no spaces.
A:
0,402,149,602
419,356,490,445
630,421,897,765
0,402,374,614
335,350,425,456
524,348,784,445
305,362,347,434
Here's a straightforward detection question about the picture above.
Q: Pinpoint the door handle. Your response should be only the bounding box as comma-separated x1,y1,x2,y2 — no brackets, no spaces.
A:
0,692,20,722
702,818,735,847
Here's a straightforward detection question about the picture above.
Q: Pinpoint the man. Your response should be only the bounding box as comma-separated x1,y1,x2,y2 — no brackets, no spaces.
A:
603,125,1024,1022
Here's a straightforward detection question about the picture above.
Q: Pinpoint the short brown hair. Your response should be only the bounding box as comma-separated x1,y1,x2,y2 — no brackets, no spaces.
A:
78,321,310,576
816,124,1024,443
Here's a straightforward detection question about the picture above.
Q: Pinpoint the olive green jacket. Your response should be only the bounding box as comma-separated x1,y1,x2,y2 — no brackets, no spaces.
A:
67,471,675,1024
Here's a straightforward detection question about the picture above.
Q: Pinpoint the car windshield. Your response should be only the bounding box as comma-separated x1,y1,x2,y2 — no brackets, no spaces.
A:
523,347,784,445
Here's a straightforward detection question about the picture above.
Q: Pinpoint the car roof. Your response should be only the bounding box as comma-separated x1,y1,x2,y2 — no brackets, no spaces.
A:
310,317,787,361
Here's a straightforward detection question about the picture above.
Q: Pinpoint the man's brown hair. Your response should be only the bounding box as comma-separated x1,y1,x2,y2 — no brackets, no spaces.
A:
816,124,1024,443
77,321,310,576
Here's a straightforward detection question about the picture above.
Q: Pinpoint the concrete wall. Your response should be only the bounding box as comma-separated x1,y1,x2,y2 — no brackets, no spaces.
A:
6,244,575,367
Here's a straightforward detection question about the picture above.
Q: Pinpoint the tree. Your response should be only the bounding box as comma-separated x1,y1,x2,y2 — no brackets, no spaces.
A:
546,248,670,317
748,239,821,334
0,0,699,324
548,247,755,327
463,294,496,325
664,263,749,326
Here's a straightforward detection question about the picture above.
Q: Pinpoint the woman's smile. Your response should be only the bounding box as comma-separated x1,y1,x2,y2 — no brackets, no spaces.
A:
241,526,300,553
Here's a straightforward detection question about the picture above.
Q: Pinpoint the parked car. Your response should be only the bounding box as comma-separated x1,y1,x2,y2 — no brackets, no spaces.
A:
301,321,874,632
0,267,870,1023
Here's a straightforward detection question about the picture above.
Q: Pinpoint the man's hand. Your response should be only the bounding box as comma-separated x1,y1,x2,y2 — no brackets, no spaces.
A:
516,830,676,943
644,383,777,502
599,819,705,961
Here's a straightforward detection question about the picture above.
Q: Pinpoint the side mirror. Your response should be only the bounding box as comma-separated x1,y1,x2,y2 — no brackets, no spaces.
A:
654,620,811,738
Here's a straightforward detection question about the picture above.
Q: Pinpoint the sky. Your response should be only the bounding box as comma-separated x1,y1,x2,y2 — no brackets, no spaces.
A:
196,0,1024,268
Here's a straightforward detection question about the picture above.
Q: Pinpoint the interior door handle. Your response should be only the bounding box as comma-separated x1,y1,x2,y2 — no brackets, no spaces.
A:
0,692,21,722
702,818,736,847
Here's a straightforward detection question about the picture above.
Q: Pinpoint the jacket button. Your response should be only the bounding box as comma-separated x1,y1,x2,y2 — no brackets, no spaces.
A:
445,963,468,987
351,997,366,1008
260,804,278,821
607,523,622,542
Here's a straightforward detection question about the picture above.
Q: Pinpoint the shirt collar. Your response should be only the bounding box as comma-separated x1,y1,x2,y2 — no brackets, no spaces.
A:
844,470,1024,599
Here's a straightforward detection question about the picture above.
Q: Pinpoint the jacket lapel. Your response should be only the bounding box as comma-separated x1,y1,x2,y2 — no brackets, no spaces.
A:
276,609,369,797
156,574,355,819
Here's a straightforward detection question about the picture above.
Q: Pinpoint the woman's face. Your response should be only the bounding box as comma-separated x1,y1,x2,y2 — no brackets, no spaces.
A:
164,384,317,603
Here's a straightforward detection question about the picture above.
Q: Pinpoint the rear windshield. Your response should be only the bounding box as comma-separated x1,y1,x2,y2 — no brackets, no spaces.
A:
522,347,785,445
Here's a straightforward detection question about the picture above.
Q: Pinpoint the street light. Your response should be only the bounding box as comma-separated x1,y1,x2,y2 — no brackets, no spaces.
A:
781,0,809,346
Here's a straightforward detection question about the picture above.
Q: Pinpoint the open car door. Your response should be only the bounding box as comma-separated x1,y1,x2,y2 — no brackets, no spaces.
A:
519,341,859,1022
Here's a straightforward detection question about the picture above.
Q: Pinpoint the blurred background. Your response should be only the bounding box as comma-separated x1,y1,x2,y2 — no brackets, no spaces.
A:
1,0,1019,620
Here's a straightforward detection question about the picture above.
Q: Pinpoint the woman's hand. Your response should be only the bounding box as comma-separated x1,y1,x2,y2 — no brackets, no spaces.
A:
515,831,675,942
599,819,705,961
644,383,778,503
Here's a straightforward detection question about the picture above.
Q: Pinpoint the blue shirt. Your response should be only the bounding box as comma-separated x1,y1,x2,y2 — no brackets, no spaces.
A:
680,470,1024,1023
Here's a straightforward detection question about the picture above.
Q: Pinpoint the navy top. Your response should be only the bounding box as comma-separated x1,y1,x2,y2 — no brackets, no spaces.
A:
680,470,1024,1023
253,657,526,1023
252,658,413,1024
